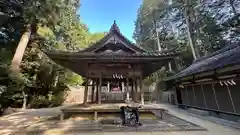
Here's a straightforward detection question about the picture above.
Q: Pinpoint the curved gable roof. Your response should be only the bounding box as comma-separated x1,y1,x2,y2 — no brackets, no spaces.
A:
80,21,147,54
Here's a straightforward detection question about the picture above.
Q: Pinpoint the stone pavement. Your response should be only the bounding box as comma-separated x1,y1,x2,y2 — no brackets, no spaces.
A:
0,103,239,135
150,103,240,135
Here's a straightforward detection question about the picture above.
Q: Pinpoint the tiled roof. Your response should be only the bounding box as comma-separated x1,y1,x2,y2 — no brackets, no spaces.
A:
79,21,147,53
45,49,177,58
165,42,240,81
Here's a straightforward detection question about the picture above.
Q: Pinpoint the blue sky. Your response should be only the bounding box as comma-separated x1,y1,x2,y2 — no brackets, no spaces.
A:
79,0,142,42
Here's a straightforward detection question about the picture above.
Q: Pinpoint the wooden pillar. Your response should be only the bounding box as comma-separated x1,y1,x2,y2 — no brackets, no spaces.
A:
226,85,236,113
107,82,110,92
83,76,89,105
200,84,207,108
185,86,189,105
134,80,138,102
136,79,140,102
212,84,219,110
91,80,95,103
132,80,135,101
94,111,98,121
131,80,134,101
122,82,125,92
98,73,102,104
140,76,144,105
192,85,196,105
126,77,130,102
96,80,99,103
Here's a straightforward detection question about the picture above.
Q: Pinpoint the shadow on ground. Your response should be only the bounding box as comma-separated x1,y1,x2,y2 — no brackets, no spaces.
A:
0,110,206,135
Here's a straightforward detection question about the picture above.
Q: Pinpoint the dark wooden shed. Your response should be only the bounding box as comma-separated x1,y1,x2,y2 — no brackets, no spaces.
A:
165,42,240,117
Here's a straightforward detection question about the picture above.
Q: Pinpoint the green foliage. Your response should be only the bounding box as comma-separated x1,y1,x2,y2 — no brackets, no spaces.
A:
134,0,239,84
65,72,84,86
0,0,105,110
88,32,106,44
28,96,51,108
28,90,66,108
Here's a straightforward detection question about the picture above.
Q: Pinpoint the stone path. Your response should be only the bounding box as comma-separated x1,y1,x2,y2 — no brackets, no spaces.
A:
151,103,240,135
0,103,239,135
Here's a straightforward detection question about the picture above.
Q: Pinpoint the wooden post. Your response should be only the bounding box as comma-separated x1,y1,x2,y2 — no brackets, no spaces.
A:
98,73,102,104
94,111,98,121
140,76,144,105
212,84,219,110
135,80,138,102
91,80,95,103
185,86,189,105
192,85,197,105
122,82,125,92
136,79,140,102
132,80,135,101
83,75,89,105
201,84,207,108
96,80,99,103
226,85,236,113
107,82,110,92
126,77,129,102
131,80,134,101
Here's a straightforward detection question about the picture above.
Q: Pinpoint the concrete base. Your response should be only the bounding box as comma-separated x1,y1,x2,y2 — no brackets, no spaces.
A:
209,111,240,122
60,103,166,121
188,108,209,116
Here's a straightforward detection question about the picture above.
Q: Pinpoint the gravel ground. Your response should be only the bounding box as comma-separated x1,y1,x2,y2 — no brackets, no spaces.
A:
0,103,239,135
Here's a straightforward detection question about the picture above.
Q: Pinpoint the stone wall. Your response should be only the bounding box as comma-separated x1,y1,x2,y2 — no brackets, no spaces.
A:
64,86,94,104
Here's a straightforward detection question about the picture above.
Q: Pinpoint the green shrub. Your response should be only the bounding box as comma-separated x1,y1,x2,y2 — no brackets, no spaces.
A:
28,96,51,108
49,91,66,107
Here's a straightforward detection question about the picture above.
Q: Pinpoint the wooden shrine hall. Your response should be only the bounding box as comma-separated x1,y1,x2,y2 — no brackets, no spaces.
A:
45,21,177,105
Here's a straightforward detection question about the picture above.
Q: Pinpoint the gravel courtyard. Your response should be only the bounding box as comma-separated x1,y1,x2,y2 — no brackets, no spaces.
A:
0,104,239,135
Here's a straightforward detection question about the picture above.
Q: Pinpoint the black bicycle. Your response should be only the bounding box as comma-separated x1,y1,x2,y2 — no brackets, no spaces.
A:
120,106,142,127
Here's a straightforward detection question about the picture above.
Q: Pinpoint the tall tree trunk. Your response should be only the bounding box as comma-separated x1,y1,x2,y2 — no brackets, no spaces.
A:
184,0,199,60
11,26,32,72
